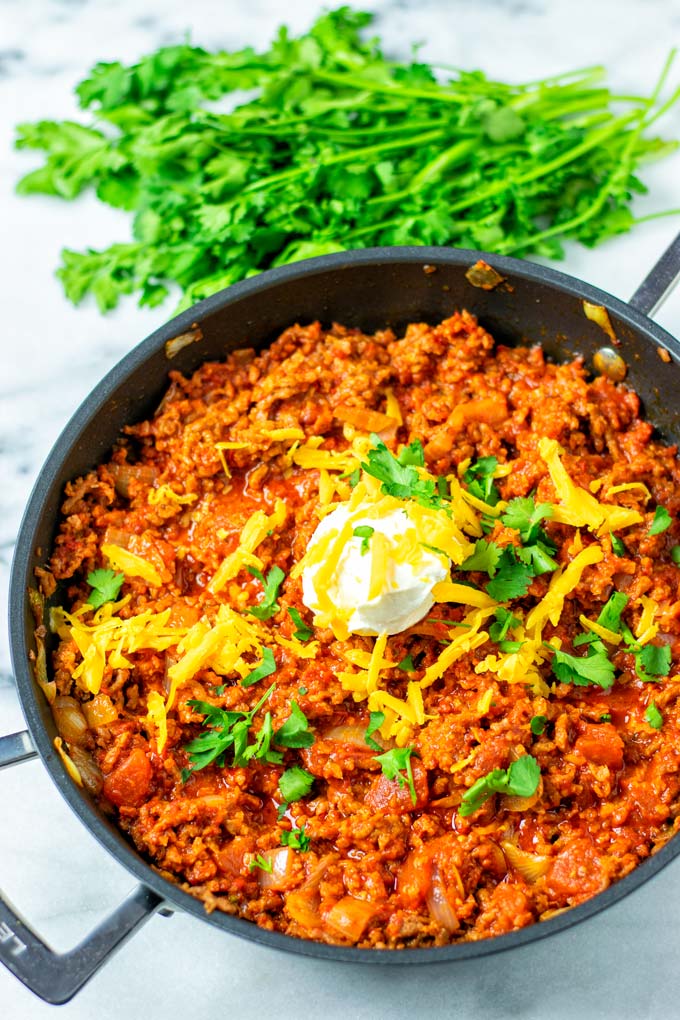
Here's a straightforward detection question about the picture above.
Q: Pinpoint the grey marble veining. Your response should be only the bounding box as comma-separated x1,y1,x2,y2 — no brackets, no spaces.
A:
1,0,680,1016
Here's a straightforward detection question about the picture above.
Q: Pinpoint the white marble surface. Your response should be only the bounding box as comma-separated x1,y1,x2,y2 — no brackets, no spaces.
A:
2,0,680,1015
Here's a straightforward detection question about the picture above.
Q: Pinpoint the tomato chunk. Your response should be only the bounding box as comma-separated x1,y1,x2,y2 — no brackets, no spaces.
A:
103,747,152,807
574,723,624,770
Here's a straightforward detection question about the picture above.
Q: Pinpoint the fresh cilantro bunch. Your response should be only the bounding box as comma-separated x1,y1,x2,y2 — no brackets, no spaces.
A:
14,9,679,312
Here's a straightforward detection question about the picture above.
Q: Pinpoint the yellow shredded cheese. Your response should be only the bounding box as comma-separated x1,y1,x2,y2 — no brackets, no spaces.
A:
635,596,659,644
431,581,496,609
101,544,162,587
209,499,286,593
384,388,403,426
146,690,168,753
579,614,622,645
148,485,197,507
525,544,604,636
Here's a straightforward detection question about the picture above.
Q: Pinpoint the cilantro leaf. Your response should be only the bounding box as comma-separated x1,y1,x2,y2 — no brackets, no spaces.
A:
459,754,540,816
463,457,500,506
645,701,663,729
353,525,375,554
486,547,534,601
461,539,502,576
287,607,313,642
274,702,315,749
365,711,385,752
246,565,285,620
515,540,558,576
249,853,273,874
183,682,275,775
611,535,627,557
489,607,521,643
280,825,311,852
552,643,615,689
671,545,680,565
86,567,124,609
375,746,417,804
278,766,314,802
649,506,672,536
530,715,547,736
501,497,553,543
363,436,447,511
396,654,415,671
637,643,671,680
597,591,629,633
241,646,277,687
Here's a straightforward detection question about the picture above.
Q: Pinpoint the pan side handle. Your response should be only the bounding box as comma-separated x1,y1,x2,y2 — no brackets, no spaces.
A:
0,730,164,1003
628,231,680,317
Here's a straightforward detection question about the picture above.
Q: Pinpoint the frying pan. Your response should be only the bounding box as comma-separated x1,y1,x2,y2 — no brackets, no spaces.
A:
2,239,680,1004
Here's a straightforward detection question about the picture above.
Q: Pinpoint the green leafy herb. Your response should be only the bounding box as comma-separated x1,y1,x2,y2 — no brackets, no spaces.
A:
551,642,616,689
375,746,417,804
611,535,627,556
365,710,386,752
649,506,672,535
274,702,315,749
298,686,308,696
671,545,680,564
574,591,629,646
280,826,311,852
396,654,416,672
489,607,522,643
278,766,314,802
530,715,547,736
249,853,273,874
501,497,553,543
353,525,375,554
14,11,680,313
486,548,534,601
86,568,124,609
645,701,663,729
182,682,276,776
459,754,540,817
600,713,612,722
463,457,500,506
460,538,502,576
241,646,277,687
637,642,672,680
363,436,447,511
346,467,361,489
287,607,313,642
246,565,285,620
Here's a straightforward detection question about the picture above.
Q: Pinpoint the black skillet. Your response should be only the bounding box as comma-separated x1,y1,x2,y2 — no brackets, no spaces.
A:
2,238,680,1004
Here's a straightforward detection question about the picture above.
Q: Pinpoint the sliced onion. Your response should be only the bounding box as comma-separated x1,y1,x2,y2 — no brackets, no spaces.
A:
53,696,89,746
324,896,376,941
255,847,295,890
425,865,459,933
501,841,551,883
83,693,118,728
324,724,373,747
70,746,104,796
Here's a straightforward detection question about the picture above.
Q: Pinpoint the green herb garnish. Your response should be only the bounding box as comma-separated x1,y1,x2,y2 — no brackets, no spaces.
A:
489,607,522,643
280,826,311,852
182,682,276,777
637,643,672,680
486,548,534,601
241,646,277,687
365,711,386,752
459,755,540,817
396,654,415,672
463,457,500,506
278,766,314,803
645,701,663,729
249,853,273,874
460,538,502,576
287,607,313,642
274,702,315,749
86,568,124,609
671,545,680,564
611,535,627,557
530,715,547,736
246,565,285,620
375,746,417,804
353,525,375,554
363,436,447,511
501,497,554,543
650,506,672,535
551,642,616,689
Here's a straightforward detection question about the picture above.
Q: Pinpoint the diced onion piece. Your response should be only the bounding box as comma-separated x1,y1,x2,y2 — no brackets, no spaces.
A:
502,789,540,812
255,847,296,890
324,724,374,747
53,696,89,745
501,841,551,882
324,896,376,941
82,693,118,728
70,746,104,795
425,865,459,933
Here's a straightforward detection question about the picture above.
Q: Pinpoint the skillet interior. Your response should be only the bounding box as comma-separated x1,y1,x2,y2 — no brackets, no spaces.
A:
10,245,680,963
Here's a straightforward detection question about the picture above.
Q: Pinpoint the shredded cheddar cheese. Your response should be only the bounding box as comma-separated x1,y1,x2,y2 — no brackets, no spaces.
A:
102,544,163,587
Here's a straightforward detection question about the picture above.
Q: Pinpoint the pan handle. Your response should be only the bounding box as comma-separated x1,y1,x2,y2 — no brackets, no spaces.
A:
628,230,680,317
0,730,164,1003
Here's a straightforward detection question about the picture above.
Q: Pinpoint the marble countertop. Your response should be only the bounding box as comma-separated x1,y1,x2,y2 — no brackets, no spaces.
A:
2,0,680,1016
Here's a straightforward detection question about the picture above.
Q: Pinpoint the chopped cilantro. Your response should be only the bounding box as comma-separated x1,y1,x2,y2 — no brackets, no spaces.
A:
489,607,521,643
459,755,540,817
397,654,416,672
375,746,417,804
597,591,629,633
611,534,627,557
516,540,559,576
353,525,375,554
246,565,285,620
182,683,276,776
346,467,361,489
249,853,273,874
461,538,502,576
645,701,663,729
280,825,311,852
287,607,313,642
600,713,612,722
463,457,500,506
298,685,308,696
486,547,534,601
637,643,671,681
365,710,385,752
274,702,314,749
363,435,448,511
278,766,314,802
530,715,547,736
421,542,449,558
650,506,672,535
241,646,277,687
671,545,680,565
498,640,523,652
501,497,553,543
551,642,615,689
86,567,124,609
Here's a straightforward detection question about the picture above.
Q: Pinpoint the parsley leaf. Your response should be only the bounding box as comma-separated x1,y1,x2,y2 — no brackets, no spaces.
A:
486,547,534,601
459,754,540,816
246,565,285,620
249,853,273,874
375,746,417,804
530,715,547,736
649,506,672,536
274,702,315,749
278,766,314,802
287,607,313,642
280,826,310,852
460,539,502,576
671,545,680,565
365,711,385,752
552,642,615,689
86,567,124,609
463,457,500,506
501,497,553,543
353,525,375,554
645,701,663,729
241,646,277,687
597,591,629,633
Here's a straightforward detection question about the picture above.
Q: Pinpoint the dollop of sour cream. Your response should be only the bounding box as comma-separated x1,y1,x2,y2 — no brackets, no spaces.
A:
301,502,449,636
